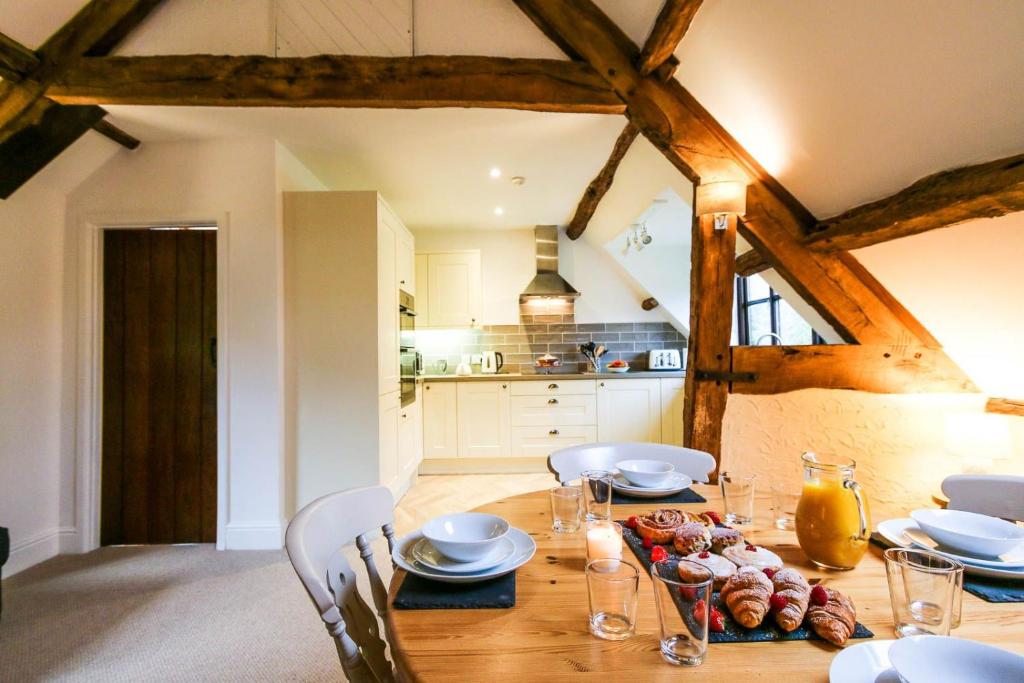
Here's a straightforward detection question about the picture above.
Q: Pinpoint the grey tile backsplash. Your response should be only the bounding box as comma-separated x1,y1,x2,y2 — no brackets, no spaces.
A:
418,313,687,375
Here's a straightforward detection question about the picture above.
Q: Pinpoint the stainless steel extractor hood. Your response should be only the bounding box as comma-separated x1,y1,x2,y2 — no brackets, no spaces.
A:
519,226,581,301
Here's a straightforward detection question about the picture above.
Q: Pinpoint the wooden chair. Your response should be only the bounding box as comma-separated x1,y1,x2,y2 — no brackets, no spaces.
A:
548,442,716,485
941,474,1024,521
285,486,398,683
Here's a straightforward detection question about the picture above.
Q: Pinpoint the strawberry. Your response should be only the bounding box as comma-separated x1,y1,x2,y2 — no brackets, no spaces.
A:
698,551,710,559
680,586,697,600
624,515,639,530
704,511,722,525
762,568,776,580
709,607,725,633
642,536,654,549
650,546,669,563
769,593,789,611
811,585,829,606
693,598,707,624
745,544,757,552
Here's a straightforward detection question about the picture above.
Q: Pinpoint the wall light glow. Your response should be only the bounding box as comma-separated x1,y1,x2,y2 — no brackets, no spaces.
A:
489,167,502,178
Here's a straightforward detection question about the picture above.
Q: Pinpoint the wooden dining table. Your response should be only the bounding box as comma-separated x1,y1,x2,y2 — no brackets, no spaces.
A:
386,487,1024,681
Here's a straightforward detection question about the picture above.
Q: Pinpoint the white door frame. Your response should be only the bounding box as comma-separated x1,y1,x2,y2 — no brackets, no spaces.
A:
75,212,231,551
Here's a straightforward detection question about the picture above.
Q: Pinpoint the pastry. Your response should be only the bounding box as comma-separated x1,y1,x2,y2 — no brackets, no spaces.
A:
673,522,712,555
807,586,857,646
710,527,744,554
636,509,686,544
770,568,811,632
722,544,783,571
686,511,717,529
720,566,772,628
681,550,736,589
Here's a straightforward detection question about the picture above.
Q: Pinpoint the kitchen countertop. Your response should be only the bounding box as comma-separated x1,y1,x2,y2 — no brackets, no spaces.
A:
417,370,684,382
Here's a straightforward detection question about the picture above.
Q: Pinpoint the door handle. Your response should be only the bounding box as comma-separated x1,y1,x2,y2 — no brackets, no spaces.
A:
209,337,217,368
549,429,560,435
548,383,559,389
548,398,558,405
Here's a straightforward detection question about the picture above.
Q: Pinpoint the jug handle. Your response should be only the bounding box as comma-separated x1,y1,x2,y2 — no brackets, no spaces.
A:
844,479,869,542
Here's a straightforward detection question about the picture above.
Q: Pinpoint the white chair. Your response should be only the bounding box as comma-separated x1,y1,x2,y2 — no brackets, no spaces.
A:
941,474,1024,521
285,486,398,683
548,442,716,484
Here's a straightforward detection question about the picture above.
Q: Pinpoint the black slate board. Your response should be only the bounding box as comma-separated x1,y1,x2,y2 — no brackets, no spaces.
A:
611,487,707,505
619,522,873,643
870,532,1024,603
393,571,516,610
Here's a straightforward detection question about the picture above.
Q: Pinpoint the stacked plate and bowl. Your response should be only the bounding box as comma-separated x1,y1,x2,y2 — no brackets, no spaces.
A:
611,459,693,498
392,512,536,584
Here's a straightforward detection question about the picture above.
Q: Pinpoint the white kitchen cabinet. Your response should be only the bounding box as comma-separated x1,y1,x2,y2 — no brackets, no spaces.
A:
510,394,597,427
397,232,415,295
422,381,458,459
398,398,419,482
377,218,400,396
457,381,511,457
511,425,598,457
660,378,686,446
417,251,482,328
379,392,400,490
596,378,662,443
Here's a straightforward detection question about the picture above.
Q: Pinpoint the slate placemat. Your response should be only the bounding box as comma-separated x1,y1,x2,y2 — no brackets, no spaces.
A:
611,487,707,505
620,523,873,643
870,532,1024,603
393,571,516,610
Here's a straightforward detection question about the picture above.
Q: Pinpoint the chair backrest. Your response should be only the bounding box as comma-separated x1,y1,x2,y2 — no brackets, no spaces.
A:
941,474,1024,521
285,486,398,683
548,442,716,484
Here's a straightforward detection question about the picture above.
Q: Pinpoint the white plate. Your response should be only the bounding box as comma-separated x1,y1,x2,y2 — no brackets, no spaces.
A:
876,518,1024,580
904,527,1024,567
911,508,1024,558
393,527,536,584
888,635,1024,682
411,536,515,574
829,640,900,683
611,471,692,498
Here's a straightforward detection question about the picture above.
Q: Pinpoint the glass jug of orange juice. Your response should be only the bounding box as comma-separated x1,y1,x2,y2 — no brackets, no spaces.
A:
795,453,871,570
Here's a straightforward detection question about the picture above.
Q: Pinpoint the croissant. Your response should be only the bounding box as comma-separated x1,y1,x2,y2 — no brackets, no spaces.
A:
636,509,686,544
720,566,772,628
770,568,810,632
806,587,857,646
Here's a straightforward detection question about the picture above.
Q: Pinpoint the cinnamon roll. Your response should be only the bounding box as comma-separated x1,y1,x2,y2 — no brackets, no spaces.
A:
636,509,686,544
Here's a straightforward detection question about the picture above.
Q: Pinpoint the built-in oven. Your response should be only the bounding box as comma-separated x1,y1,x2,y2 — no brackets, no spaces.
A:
399,290,420,407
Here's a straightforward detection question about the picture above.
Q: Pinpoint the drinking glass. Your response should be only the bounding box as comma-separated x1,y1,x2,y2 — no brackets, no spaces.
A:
581,470,613,521
769,479,800,531
585,558,639,641
651,560,713,666
720,471,756,524
585,520,622,562
884,548,964,637
549,486,582,533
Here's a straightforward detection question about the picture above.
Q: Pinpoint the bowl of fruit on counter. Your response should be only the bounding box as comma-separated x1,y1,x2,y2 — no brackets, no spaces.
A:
607,359,629,373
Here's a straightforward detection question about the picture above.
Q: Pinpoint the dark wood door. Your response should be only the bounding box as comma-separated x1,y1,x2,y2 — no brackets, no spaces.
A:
101,229,217,545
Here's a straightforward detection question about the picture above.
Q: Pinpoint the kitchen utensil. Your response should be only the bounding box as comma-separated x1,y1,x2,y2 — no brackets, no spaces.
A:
796,452,870,570
411,536,516,573
610,472,692,498
910,508,1024,558
615,459,675,488
434,359,448,374
481,351,504,374
455,362,472,376
421,513,510,562
876,518,1024,580
595,345,606,357
884,548,963,637
888,636,1024,682
648,349,682,370
392,528,536,584
828,640,900,683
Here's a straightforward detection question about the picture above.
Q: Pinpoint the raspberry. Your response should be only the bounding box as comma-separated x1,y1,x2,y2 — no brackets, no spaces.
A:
698,551,710,559
745,544,757,552
762,568,776,579
693,598,707,624
642,536,654,549
650,546,669,563
709,607,725,633
811,585,829,606
704,511,722,525
625,515,639,530
680,586,697,600
769,593,789,611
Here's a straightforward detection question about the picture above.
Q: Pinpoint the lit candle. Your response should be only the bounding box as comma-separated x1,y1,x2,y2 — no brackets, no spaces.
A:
586,521,623,564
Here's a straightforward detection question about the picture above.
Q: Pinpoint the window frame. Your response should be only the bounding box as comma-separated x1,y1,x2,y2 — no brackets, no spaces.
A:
735,275,825,346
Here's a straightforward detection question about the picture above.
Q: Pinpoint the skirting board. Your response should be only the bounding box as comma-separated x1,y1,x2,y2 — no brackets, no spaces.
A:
223,522,283,550
6,527,76,577
418,457,549,475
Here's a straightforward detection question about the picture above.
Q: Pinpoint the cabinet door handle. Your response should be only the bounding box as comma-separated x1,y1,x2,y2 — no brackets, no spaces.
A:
600,382,605,387
548,383,559,389
502,384,508,389
425,385,430,390
549,429,560,436
401,413,407,419
548,398,558,405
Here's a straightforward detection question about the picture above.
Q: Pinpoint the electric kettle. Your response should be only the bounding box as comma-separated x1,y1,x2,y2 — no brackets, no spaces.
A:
481,351,504,374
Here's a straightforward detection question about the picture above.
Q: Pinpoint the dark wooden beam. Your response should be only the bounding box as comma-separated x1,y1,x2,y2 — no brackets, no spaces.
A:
807,152,1024,252
986,397,1024,417
641,297,659,311
0,32,39,82
736,248,769,277
730,345,978,395
637,0,702,76
48,55,626,114
92,118,140,150
566,122,638,239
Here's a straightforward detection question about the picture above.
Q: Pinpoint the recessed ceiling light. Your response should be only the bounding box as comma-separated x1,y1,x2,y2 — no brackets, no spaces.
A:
489,167,502,178
494,207,504,216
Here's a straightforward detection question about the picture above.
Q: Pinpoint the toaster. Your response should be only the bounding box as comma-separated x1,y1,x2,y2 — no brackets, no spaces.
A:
648,349,683,370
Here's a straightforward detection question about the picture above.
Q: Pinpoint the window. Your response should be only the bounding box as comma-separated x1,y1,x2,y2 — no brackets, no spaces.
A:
735,274,826,345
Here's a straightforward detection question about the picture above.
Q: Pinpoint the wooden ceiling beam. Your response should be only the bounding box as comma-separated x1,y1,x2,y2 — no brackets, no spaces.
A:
735,248,769,277
48,55,626,114
637,0,702,77
0,31,39,82
566,122,639,239
91,118,140,150
986,397,1024,418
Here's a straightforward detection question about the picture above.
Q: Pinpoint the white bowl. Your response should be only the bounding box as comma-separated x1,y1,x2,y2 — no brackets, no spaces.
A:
911,508,1024,558
615,459,675,488
888,635,1024,682
421,513,510,563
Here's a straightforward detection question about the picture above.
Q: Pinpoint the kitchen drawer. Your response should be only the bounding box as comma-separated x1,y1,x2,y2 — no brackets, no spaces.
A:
510,426,598,458
510,379,596,396
510,395,597,427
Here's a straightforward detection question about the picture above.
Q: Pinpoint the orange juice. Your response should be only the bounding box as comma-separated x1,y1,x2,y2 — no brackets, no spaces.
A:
795,454,871,570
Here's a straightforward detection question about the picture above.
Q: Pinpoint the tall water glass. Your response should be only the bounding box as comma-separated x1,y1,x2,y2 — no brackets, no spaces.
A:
581,470,613,521
770,479,800,530
884,548,964,637
651,560,713,666
720,471,756,524
549,486,582,533
585,558,639,640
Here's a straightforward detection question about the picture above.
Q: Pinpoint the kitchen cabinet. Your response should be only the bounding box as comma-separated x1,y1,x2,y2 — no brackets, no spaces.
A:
660,377,686,446
596,378,662,443
416,251,482,328
510,425,598,457
397,231,415,295
456,381,510,457
423,381,458,459
379,392,400,490
510,394,597,427
377,216,400,396
398,396,420,483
